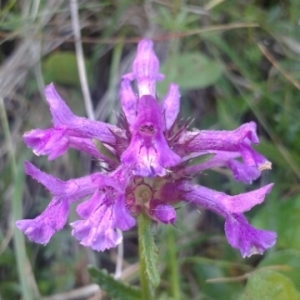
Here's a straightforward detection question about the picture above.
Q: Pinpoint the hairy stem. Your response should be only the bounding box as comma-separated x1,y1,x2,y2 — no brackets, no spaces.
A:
138,214,153,300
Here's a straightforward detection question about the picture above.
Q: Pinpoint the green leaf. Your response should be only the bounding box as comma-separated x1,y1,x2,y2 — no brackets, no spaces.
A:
259,250,300,290
157,53,223,95
240,270,300,300
138,214,160,288
42,52,92,86
88,266,141,300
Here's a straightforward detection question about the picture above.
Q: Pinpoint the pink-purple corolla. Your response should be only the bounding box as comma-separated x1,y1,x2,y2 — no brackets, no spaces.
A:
17,39,276,257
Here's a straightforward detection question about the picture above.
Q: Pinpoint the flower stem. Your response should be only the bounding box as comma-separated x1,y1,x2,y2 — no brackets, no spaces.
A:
138,214,153,300
167,226,180,300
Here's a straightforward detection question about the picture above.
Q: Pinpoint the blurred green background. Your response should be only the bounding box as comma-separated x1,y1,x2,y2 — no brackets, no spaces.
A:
1,0,300,299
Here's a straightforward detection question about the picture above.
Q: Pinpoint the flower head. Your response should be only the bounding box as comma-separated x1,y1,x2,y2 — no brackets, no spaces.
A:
18,39,275,257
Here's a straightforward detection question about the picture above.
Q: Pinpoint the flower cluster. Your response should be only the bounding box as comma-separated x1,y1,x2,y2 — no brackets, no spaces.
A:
17,39,276,257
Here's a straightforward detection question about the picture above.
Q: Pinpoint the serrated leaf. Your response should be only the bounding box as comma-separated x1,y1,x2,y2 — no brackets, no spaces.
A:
157,53,223,95
88,266,141,300
138,214,160,287
240,270,300,300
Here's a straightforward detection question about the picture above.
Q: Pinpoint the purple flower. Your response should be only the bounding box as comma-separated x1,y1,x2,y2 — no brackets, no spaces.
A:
16,161,103,244
121,94,181,177
18,39,275,256
160,181,275,257
122,39,164,97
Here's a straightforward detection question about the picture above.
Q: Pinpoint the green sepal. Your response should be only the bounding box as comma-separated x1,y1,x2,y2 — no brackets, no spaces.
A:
92,139,119,162
186,153,215,167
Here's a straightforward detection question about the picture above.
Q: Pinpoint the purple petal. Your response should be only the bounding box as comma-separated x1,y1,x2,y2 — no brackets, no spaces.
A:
76,190,102,219
114,195,136,230
24,127,115,163
225,214,277,257
220,184,273,213
150,202,176,224
178,182,273,214
132,94,165,131
16,198,69,244
239,143,271,168
227,159,261,183
71,217,122,252
44,84,117,144
71,192,124,251
186,122,259,153
44,84,74,126
122,39,164,97
169,181,276,256
25,161,65,195
24,128,69,160
121,95,181,177
183,150,263,184
100,165,133,192
17,163,105,244
25,161,100,201
23,84,122,161
85,165,134,224
161,84,180,130
120,79,138,125
16,219,55,244
183,122,271,171
72,171,134,251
